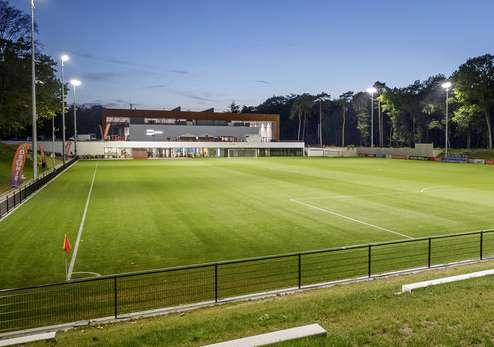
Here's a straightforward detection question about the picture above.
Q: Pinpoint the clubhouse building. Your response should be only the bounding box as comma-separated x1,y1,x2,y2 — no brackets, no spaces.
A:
35,107,304,158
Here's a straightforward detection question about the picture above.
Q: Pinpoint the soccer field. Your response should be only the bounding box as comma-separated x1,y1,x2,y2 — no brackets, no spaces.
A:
0,157,493,289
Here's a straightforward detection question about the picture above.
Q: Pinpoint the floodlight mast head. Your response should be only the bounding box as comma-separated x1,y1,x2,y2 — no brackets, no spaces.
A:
70,79,81,87
61,54,70,63
366,87,378,95
441,81,452,90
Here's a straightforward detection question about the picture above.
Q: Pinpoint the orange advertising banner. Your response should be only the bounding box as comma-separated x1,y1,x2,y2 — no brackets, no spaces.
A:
10,144,30,187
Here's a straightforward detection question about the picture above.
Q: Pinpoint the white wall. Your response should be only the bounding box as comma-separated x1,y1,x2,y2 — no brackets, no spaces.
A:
3,141,305,156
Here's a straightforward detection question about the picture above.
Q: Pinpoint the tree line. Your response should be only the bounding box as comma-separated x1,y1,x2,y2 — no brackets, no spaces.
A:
1,0,494,149
236,54,494,149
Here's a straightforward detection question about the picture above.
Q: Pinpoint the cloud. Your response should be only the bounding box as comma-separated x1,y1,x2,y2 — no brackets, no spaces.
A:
67,51,154,69
65,50,190,77
144,84,170,89
169,89,229,103
255,80,270,85
169,69,189,75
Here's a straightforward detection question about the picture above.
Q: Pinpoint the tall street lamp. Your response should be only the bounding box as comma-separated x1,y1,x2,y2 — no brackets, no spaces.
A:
70,79,82,156
366,87,377,148
60,54,70,163
441,81,452,158
31,0,38,178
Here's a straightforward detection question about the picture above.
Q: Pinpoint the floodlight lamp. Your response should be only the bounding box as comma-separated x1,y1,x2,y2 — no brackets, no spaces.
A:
70,79,81,87
441,81,452,90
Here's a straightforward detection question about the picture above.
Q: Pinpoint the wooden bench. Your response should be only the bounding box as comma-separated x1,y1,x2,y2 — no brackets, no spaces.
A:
402,269,494,293
203,323,326,347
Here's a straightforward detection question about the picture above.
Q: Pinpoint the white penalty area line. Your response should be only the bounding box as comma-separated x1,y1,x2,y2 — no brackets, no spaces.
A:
67,163,98,281
289,198,413,240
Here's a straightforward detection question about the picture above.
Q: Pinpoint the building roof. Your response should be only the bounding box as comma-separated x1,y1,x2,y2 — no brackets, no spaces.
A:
102,108,279,123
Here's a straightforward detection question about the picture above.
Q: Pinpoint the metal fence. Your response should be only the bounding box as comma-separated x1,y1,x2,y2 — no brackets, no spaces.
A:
0,229,493,334
0,157,78,219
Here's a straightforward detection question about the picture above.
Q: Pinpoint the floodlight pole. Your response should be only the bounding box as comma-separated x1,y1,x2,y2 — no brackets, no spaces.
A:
319,99,322,147
61,59,66,163
72,86,78,156
370,93,374,148
445,88,449,157
31,0,38,178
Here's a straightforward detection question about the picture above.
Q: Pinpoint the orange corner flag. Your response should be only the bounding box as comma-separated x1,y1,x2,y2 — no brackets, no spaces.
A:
63,234,72,254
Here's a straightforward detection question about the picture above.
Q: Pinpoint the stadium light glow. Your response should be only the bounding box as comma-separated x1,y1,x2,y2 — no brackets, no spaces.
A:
61,54,70,63
70,79,81,87
441,81,452,90
366,87,377,94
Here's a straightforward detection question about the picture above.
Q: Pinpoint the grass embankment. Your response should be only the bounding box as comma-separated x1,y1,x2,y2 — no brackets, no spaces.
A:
26,261,494,347
0,143,60,194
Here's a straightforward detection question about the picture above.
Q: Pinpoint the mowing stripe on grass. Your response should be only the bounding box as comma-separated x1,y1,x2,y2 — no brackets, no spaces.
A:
67,164,98,281
0,161,77,223
289,198,413,240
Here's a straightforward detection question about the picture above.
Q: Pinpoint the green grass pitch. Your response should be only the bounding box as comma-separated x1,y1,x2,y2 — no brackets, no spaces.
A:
0,157,493,289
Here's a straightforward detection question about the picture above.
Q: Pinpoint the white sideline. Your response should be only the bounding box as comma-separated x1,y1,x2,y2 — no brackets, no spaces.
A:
202,324,326,347
67,164,98,280
402,269,494,293
290,198,413,239
0,332,56,346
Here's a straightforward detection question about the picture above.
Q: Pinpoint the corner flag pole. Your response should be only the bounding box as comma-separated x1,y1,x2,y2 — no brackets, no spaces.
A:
63,234,72,280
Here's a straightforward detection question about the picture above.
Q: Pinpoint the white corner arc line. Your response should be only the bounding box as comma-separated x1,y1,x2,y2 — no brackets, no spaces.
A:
289,198,413,240
71,271,102,277
67,164,98,280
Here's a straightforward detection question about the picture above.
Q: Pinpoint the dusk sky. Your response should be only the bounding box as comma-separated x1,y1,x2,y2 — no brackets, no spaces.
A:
12,0,494,110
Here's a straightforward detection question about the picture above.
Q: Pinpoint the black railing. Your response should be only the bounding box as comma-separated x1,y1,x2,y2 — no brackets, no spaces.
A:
0,157,78,219
0,229,493,334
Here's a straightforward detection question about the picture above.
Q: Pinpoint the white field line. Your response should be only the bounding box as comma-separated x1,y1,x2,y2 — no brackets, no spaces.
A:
71,271,102,277
289,198,413,239
0,161,77,223
420,186,452,193
67,164,98,281
293,191,408,202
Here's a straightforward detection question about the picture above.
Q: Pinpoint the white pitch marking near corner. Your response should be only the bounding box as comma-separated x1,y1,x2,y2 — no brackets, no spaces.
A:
420,186,456,193
71,271,102,277
289,198,413,239
67,164,98,281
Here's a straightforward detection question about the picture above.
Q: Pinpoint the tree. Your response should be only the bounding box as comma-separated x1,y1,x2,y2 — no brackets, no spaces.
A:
452,54,494,149
290,94,314,141
452,103,481,149
336,91,353,146
351,92,371,145
0,0,32,58
227,101,240,113
313,92,330,146
0,1,61,138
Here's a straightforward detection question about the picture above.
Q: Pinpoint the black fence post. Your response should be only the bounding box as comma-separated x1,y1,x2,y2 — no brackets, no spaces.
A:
368,245,372,277
428,238,432,268
214,263,218,303
480,232,484,260
298,253,301,289
6,194,9,212
113,276,118,319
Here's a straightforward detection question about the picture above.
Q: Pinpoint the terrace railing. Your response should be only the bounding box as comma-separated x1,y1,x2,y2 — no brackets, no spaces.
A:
0,229,493,335
0,157,78,219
